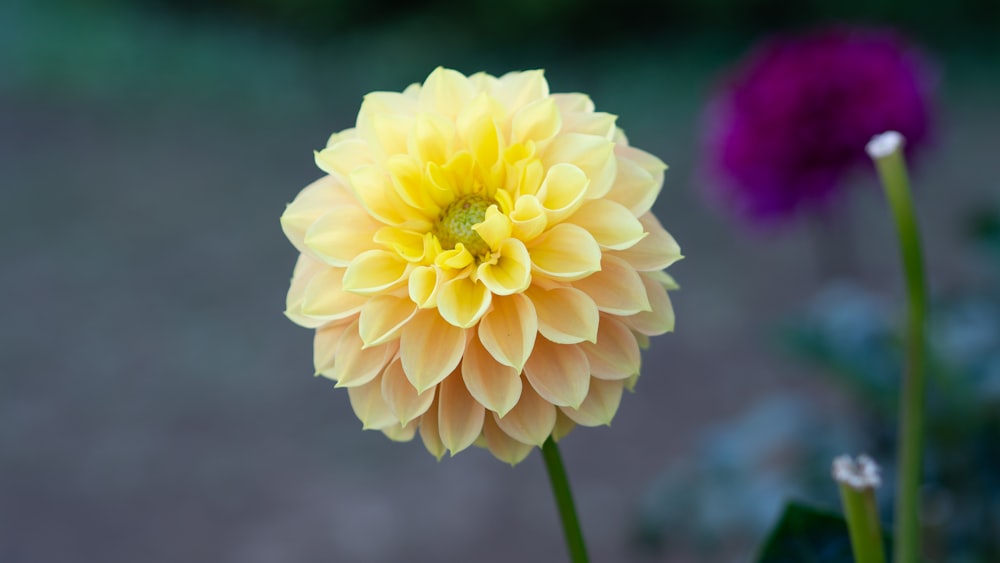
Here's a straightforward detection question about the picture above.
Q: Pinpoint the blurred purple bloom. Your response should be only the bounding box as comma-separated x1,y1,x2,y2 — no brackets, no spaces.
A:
703,27,935,223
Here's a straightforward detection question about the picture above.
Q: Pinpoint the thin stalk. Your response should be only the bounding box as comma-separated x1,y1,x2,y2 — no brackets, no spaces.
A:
868,132,928,563
840,485,887,563
541,438,589,563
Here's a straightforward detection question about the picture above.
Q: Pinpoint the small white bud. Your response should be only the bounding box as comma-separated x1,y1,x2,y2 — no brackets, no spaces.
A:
832,454,882,491
866,131,905,159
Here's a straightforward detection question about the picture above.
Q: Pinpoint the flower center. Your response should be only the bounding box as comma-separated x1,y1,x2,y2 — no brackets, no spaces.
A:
434,194,494,257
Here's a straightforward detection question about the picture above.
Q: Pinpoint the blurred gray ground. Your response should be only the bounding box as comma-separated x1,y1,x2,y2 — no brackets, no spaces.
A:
1,6,999,562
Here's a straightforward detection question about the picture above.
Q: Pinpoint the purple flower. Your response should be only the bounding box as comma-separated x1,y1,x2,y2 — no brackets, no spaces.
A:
703,27,935,224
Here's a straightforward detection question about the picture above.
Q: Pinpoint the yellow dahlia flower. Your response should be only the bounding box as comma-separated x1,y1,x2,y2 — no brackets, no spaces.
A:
281,67,681,464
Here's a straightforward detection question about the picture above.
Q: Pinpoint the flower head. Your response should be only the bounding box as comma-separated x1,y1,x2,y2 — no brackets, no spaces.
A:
703,27,934,223
281,68,680,464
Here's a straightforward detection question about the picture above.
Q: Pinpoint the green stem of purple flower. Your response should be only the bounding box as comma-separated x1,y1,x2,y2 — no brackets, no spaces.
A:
870,133,928,563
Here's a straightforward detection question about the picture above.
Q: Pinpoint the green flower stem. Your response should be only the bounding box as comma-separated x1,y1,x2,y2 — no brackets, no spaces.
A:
541,438,589,563
869,133,928,563
838,481,887,563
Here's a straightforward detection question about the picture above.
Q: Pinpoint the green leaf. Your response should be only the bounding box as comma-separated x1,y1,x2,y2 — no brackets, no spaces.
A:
755,501,855,563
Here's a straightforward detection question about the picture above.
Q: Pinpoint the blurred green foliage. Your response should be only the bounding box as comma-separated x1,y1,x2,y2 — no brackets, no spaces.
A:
638,204,1000,562
754,502,862,563
145,0,1000,47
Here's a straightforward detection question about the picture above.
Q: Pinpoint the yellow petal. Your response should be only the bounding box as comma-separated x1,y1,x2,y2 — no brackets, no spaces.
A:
512,97,562,144
525,286,599,344
418,67,474,120
537,163,588,222
285,254,329,328
342,250,410,296
304,205,380,267
567,199,647,250
332,320,397,388
437,276,492,328
541,133,616,199
313,320,351,377
418,394,446,460
621,272,675,336
492,69,548,114
357,91,417,128
399,310,467,393
648,269,680,290
408,265,444,308
380,358,435,425
472,205,512,250
301,266,368,321
280,176,356,255
523,337,591,408
434,245,474,270
386,154,439,214
467,71,499,94
478,293,537,372
380,419,419,442
509,194,547,241
425,153,470,208
347,373,396,430
482,415,534,465
493,379,556,447
528,223,602,281
605,145,665,216
461,334,522,416
551,93,594,113
478,238,531,295
611,213,683,272
513,158,544,199
560,378,624,427
573,255,651,315
325,127,358,149
373,226,427,263
408,112,455,165
314,139,372,179
358,294,418,347
560,111,617,138
457,93,505,171
349,164,428,228
579,316,640,381
437,371,485,455
363,112,414,162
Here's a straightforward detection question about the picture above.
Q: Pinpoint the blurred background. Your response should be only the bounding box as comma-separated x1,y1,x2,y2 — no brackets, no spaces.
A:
2,0,999,561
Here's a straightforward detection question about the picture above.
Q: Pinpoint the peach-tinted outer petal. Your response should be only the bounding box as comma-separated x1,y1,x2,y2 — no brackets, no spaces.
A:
477,293,537,372
621,272,675,336
347,373,396,430
528,223,602,281
332,321,397,388
381,358,436,425
560,378,624,427
526,286,599,344
572,255,651,315
610,212,682,272
419,394,446,460
285,254,330,328
523,338,591,408
461,334,522,417
437,371,485,455
579,316,641,381
482,414,534,465
313,320,351,377
494,379,556,447
400,311,467,393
